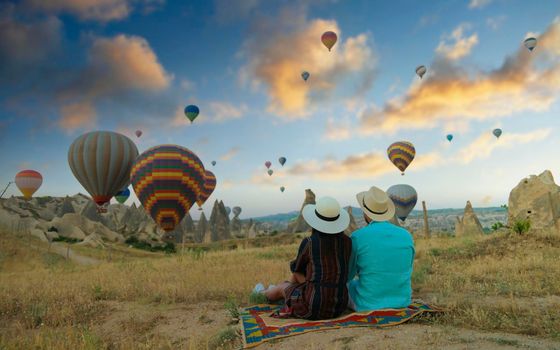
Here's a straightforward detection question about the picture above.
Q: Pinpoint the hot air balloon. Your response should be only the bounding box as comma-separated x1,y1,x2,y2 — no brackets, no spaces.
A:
68,131,138,210
321,31,337,51
278,157,286,166
15,170,42,199
232,206,242,217
493,128,502,139
416,65,427,79
114,188,130,204
268,169,273,176
135,130,142,138
280,186,285,193
130,145,206,232
184,105,200,123
386,184,418,221
387,141,416,175
524,37,537,51
211,161,216,166
301,71,310,81
265,161,272,169
446,134,453,142
197,170,217,207
225,206,231,216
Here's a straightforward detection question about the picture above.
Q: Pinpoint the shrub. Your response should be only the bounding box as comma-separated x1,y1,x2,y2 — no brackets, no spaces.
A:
512,219,530,235
491,222,504,231
52,236,81,244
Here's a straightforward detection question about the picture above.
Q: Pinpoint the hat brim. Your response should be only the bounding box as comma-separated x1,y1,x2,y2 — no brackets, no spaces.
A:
302,204,350,234
356,191,396,222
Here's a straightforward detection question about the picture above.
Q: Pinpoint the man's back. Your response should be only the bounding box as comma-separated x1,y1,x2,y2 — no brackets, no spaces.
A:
348,221,415,311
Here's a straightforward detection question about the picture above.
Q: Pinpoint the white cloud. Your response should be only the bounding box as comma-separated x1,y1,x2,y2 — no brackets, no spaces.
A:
468,0,492,9
435,24,478,61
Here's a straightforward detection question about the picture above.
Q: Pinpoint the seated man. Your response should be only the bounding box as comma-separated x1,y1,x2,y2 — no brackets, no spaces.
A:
348,186,415,311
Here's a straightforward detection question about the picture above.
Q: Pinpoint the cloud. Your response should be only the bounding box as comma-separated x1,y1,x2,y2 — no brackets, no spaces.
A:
481,195,492,205
468,0,492,9
58,102,96,131
435,24,478,61
288,151,442,180
360,18,560,135
171,101,248,126
239,7,376,119
486,15,506,30
456,128,552,164
22,0,164,22
58,34,171,131
180,78,196,91
220,147,240,161
323,118,352,141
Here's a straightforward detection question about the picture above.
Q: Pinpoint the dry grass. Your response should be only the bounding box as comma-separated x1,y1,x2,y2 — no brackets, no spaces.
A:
1,229,559,349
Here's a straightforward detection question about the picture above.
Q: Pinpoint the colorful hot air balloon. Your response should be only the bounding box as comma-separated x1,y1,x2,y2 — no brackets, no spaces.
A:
386,184,418,221
232,206,242,217
268,169,273,176
184,105,200,123
321,31,337,51
301,71,310,81
68,131,138,209
446,134,453,142
416,65,427,79
15,170,42,199
197,170,217,207
278,157,286,166
211,161,216,166
135,130,142,138
131,145,206,232
265,161,272,169
524,37,537,51
280,186,285,193
114,188,130,204
387,141,416,175
493,128,502,139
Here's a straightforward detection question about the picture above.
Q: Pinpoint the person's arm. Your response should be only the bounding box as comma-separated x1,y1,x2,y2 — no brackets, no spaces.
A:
289,238,310,274
347,235,358,282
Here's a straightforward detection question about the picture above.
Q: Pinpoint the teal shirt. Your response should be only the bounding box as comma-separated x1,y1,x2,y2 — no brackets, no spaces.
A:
347,221,415,311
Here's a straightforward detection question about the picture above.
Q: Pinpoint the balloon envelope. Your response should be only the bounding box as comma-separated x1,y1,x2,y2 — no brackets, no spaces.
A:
524,37,537,51
321,31,337,51
387,184,418,221
446,134,453,142
280,186,285,192
211,161,216,166
493,128,502,138
115,188,130,204
416,65,426,79
68,131,138,207
135,130,142,138
197,170,217,207
130,144,206,232
387,141,416,175
15,170,42,199
265,161,272,169
301,71,310,81
268,169,273,176
232,206,242,217
184,105,200,123
278,157,286,166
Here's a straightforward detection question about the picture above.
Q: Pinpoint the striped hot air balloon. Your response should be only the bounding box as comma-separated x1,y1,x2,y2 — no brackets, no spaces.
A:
387,141,416,175
197,170,217,207
15,170,43,199
68,131,138,209
386,184,418,221
130,145,206,232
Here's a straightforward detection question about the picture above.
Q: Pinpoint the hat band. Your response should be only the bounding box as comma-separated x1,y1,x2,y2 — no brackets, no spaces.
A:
315,209,340,222
363,198,388,215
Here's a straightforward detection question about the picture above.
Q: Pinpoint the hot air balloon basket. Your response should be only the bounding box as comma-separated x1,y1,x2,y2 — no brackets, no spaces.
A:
239,302,444,348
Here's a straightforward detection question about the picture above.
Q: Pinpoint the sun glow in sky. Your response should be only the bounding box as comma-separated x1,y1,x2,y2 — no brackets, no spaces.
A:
1,0,559,218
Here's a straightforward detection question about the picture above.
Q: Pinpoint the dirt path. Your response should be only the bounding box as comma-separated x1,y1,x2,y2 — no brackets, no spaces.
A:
49,242,101,265
89,301,560,349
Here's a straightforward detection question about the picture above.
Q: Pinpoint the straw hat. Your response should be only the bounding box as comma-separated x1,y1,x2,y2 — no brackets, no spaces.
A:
356,186,395,222
302,196,350,234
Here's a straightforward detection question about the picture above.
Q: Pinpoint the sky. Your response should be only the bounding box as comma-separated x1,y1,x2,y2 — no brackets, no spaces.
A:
1,0,559,219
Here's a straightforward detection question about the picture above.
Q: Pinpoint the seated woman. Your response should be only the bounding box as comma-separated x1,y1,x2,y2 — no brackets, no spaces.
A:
256,196,352,320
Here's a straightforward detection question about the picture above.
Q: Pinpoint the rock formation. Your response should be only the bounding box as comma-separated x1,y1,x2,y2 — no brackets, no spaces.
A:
344,206,358,236
57,196,75,217
209,200,231,241
455,201,484,237
81,200,102,222
195,212,209,243
289,189,316,233
247,219,257,238
507,170,560,233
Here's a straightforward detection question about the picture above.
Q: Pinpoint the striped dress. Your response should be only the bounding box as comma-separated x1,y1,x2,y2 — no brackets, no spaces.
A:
281,229,352,320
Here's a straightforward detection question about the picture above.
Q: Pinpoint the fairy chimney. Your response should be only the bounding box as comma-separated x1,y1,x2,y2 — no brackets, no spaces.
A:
344,206,358,236
195,212,209,243
455,201,484,236
289,189,316,233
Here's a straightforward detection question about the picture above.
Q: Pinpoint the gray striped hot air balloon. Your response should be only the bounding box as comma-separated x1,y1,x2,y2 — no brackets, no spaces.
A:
415,65,427,79
68,131,138,210
386,184,418,221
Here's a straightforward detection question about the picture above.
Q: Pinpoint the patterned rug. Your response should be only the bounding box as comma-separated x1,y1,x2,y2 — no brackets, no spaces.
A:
240,303,443,348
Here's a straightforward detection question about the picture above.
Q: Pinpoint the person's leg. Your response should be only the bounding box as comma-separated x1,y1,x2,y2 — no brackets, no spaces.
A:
265,281,292,301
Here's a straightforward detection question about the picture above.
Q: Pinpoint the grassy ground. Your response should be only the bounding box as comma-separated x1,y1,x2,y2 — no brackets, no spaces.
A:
0,229,559,349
